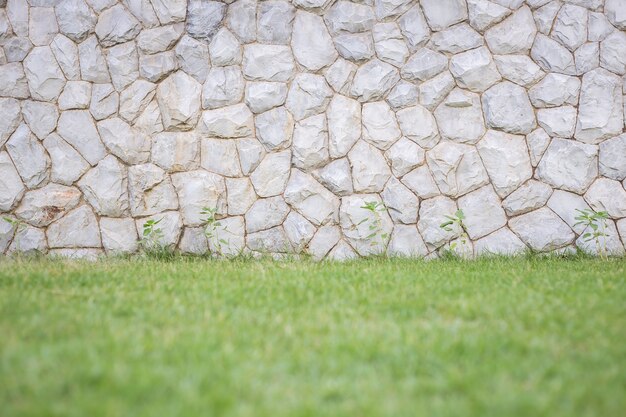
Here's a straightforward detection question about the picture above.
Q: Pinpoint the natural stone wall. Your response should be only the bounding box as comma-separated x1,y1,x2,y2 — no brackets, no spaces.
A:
1,0,626,260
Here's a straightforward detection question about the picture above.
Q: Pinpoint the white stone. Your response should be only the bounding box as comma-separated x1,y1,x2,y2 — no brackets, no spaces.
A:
255,107,294,152
547,189,591,234
0,63,29,98
387,225,428,257
420,0,468,31
171,170,227,226
186,0,225,41
55,0,97,42
427,141,489,197
292,114,329,170
324,1,375,34
348,141,392,193
208,216,246,256
23,46,66,101
138,23,184,55
226,177,257,215
324,58,357,94
138,51,178,82
537,106,577,138
502,180,552,216
449,46,501,93
6,0,28,36
396,105,440,149
202,66,244,110
575,68,623,144
175,35,209,83
29,7,58,46
599,134,626,181
384,137,425,177
57,110,107,165
157,71,202,131
327,240,358,261
401,48,449,82
78,36,110,83
0,98,21,146
256,0,295,44
531,34,576,75
106,41,139,91
551,4,587,52
528,73,581,107
283,211,316,253
307,225,341,260
208,28,241,67
244,82,287,114
350,59,400,102
178,226,208,255
484,6,537,54
428,24,484,54
418,71,456,110
237,137,265,175
604,0,626,30
284,169,340,225
434,89,486,144
151,132,199,172
576,219,625,256
458,185,507,239
15,184,81,227
100,217,138,254
474,227,527,256
119,80,156,122
588,11,614,42
247,226,292,253
418,196,458,249
340,194,392,256
78,155,129,216
225,0,257,44
398,5,430,52
467,0,510,31
381,177,418,224
95,4,141,47
372,22,409,67
200,138,241,177
58,81,91,110
47,205,101,248
89,84,118,121
584,178,626,218
493,54,545,87
7,224,47,255
334,33,375,63
97,118,150,164
600,31,626,75
536,138,598,193
250,150,291,197
128,164,178,216
509,207,574,251
482,81,536,134
43,133,90,186
50,34,80,81
361,101,401,150
285,74,333,121
6,124,50,189
526,127,551,166
291,10,337,71
2,36,33,63
315,158,354,196
533,1,560,35
477,130,533,198
386,81,418,109
327,95,361,158
242,44,295,82
134,211,183,249
575,42,599,75
123,0,160,28
0,216,16,254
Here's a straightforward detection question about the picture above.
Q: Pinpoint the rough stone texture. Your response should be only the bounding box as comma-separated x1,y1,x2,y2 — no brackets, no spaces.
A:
2,0,625,259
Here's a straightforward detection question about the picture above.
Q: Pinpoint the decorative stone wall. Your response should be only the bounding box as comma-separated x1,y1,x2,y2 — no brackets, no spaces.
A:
1,0,626,260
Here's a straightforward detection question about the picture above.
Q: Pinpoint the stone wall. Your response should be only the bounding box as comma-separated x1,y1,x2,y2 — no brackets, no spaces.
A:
1,0,626,260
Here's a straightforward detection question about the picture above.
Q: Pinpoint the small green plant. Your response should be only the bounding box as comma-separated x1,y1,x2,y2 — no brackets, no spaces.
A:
200,207,229,256
357,201,389,250
440,209,469,252
140,218,164,253
3,217,25,231
574,208,609,258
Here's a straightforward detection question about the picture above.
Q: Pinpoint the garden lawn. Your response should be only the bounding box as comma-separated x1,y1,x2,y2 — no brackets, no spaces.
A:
1,256,625,417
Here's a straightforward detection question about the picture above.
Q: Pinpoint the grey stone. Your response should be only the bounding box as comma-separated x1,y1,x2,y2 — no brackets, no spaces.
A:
372,22,409,67
157,71,202,131
255,107,294,152
486,6,537,53
315,158,354,196
434,88,485,144
29,7,58,46
340,194,392,256
417,71,455,110
348,140,392,193
47,205,101,248
95,4,141,47
449,46,501,93
536,138,598,193
43,133,90,186
327,94,361,158
528,73,581,108
137,23,184,54
381,177,418,224
7,224,47,254
428,24,484,54
200,138,241,177
139,51,178,82
398,5,430,51
533,1,561,35
386,80,418,109
100,217,139,254
292,114,329,170
123,0,160,28
78,36,110,83
576,219,625,256
537,106,577,138
0,151,25,211
97,118,150,164
493,54,545,87
209,28,242,67
250,150,291,197
171,170,226,226
151,131,199,172
547,189,591,234
509,207,575,251
384,137,425,177
58,81,91,110
78,155,129,216
55,0,97,42
57,110,107,165
242,44,295,82
15,184,81,227
334,33,375,63
202,66,244,110
283,211,316,253
0,63,29,98
324,58,357,94
2,36,33,63
600,31,626,75
134,211,183,249
350,59,400,102
482,81,536,134
106,42,139,91
20,100,59,141
6,124,50,189
467,0,510,32
226,177,257,215
237,137,265,175
427,141,489,197
396,105,440,149
128,164,178,216
119,80,156,122
551,4,587,52
526,127,551,167
588,11,615,42
575,42,599,75
307,225,341,260
324,1,375,34
50,35,80,81
599,134,626,181
502,180,553,216
89,83,118,121
362,101,401,150
291,10,337,71
225,0,257,44
387,225,429,258
247,226,292,253
208,216,246,257
604,0,626,30
285,169,340,226
244,82,287,114
584,178,626,218
420,0,468,31
186,0,225,41
257,0,295,44
286,73,333,121
175,35,209,83
0,98,21,146
23,46,66,101
531,34,576,75
418,196,458,249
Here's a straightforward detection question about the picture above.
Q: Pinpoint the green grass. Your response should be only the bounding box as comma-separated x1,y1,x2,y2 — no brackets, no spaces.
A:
1,256,625,417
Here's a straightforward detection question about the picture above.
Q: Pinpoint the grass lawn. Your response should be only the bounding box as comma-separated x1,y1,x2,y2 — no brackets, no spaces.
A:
1,256,625,417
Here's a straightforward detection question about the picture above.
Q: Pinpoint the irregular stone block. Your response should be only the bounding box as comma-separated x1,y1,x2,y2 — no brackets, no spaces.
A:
536,138,598,193
509,207,574,252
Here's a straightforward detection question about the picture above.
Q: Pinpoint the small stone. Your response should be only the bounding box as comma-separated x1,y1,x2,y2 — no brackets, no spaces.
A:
97,118,150,164
137,23,184,54
119,80,156,122
533,1,561,35
157,71,202,131
200,138,241,177
15,184,81,227
427,141,489,197
348,141,392,193
285,73,333,121
139,51,178,82
315,158,354,196
493,54,545,87
401,165,440,199
284,169,340,226
372,22,409,67
457,185,507,239
29,7,58,46
528,73,581,108
78,155,129,216
575,42,599,75
428,24,484,54
43,133,90,186
55,0,97,42
128,164,178,216
78,36,110,83
123,0,160,28
398,5,430,52
434,88,485,144
282,211,316,253
449,46,501,93
175,35,209,83
307,225,341,260
50,34,80,80
186,0,225,41
482,81,536,134
584,178,626,218
350,59,400,102
6,0,28,36
89,83,118,121
106,42,139,91
2,36,33,62
396,105,440,149
291,10,337,71
588,11,614,42
526,127,551,167
58,81,91,110
242,44,295,82
418,195,458,250
387,225,429,258
604,0,626,30
551,4,587,52
576,219,624,256
324,1,375,34
237,137,265,175
386,81,418,110
485,5,537,54
226,177,256,215
362,101,401,150
100,217,138,254
171,170,226,226
208,216,246,256
23,46,66,102
255,107,294,152
599,134,626,181
502,180,553,216
0,151,26,211
340,194,392,256
536,138,598,193
151,132,199,172
324,58,357,94
202,66,244,110
47,205,101,248
95,3,141,47
225,0,257,44
334,33,375,63
8,225,47,254
247,226,292,253
420,0,468,31
327,240,358,261
381,177,418,224
509,207,574,252
136,99,164,137
467,0,510,32
401,48,448,82
292,114,329,170
327,94,361,158
57,110,107,165
250,150,291,197
209,28,242,67
537,106,577,138
244,82,288,114
6,124,50,189
134,211,183,249
418,71,455,110
531,34,576,75
474,227,527,256
384,137,425,177
547,189,591,234
257,0,295,44
0,98,22,146
600,31,626,75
